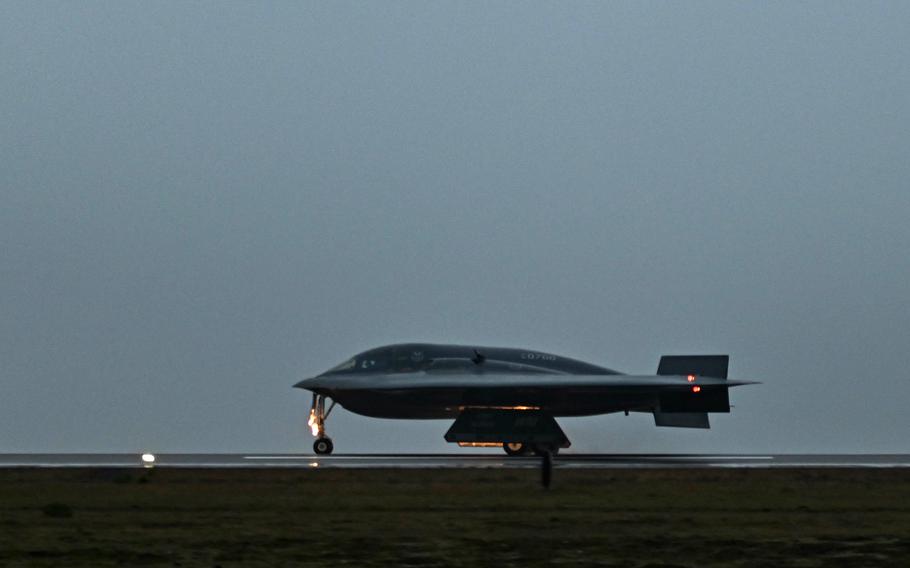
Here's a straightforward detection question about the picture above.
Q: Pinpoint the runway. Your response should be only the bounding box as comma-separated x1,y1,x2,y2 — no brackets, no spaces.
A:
1,453,909,468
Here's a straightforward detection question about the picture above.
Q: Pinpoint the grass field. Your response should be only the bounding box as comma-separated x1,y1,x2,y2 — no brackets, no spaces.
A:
1,467,909,567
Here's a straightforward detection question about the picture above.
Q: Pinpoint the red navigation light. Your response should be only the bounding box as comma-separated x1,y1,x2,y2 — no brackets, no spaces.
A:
686,374,696,382
692,386,701,393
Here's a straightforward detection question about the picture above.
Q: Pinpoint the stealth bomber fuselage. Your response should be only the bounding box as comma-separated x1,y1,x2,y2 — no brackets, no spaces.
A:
294,343,756,455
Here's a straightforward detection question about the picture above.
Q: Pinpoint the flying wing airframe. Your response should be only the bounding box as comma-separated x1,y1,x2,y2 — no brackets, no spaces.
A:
294,343,757,455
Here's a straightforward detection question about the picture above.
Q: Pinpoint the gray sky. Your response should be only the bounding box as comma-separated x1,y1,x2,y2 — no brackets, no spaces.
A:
2,2,908,454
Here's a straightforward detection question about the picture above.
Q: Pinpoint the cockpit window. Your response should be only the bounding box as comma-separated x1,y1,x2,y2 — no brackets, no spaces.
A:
355,356,388,372
390,347,431,372
326,358,357,373
323,350,391,375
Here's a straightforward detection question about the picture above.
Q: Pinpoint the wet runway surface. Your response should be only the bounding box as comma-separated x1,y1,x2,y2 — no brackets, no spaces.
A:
2,453,910,468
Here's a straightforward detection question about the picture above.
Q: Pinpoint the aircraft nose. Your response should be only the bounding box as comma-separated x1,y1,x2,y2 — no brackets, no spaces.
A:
293,376,323,390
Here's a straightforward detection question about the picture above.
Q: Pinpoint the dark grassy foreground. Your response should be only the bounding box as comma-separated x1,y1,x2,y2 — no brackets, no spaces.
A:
1,467,909,567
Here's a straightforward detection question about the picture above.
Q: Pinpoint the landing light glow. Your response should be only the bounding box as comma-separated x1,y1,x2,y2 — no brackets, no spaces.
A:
686,374,696,382
692,386,701,393
307,409,319,437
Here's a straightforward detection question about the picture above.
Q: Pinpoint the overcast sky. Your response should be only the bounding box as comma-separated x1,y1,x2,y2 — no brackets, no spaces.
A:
2,2,908,454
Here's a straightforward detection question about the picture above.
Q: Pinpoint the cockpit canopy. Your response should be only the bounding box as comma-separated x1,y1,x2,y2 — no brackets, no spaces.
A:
320,343,619,376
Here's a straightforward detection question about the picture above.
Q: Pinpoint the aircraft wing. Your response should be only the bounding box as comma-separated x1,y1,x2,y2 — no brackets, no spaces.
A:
295,373,757,391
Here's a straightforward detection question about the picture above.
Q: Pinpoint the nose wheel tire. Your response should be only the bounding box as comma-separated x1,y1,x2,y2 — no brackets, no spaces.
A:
313,437,334,455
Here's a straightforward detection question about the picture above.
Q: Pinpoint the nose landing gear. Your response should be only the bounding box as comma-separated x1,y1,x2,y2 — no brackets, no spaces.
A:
308,394,336,455
313,437,334,455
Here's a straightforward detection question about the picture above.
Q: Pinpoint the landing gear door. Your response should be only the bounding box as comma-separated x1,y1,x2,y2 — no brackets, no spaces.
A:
443,409,570,449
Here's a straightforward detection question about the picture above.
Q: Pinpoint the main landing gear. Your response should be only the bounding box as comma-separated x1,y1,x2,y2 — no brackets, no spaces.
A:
503,442,530,456
501,442,555,488
501,442,560,457
308,394,336,455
